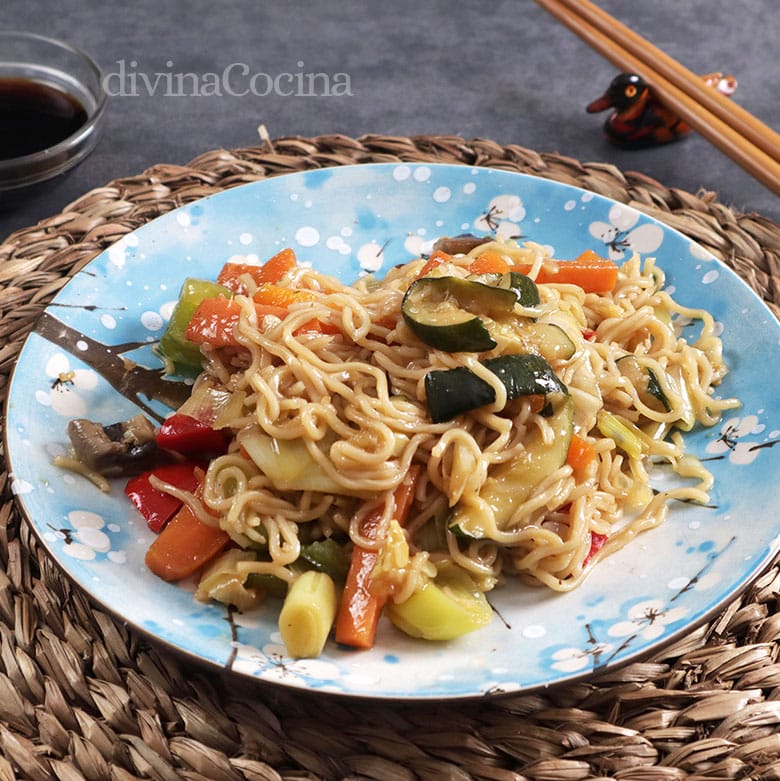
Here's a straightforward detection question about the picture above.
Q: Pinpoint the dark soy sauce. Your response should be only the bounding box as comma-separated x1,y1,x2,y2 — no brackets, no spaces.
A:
0,77,88,160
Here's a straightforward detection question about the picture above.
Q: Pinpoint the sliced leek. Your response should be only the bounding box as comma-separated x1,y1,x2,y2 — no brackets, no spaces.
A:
195,549,263,612
278,571,338,658
386,564,492,641
449,394,574,538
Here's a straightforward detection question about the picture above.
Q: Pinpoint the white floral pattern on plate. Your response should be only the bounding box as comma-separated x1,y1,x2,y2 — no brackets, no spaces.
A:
6,164,780,699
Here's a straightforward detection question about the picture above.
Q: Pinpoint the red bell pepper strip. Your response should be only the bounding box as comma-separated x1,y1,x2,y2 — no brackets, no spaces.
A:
125,461,205,533
145,502,230,582
335,465,422,649
156,413,228,457
583,532,609,568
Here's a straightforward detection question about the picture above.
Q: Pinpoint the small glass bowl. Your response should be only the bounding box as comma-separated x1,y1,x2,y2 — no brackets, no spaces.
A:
0,31,106,192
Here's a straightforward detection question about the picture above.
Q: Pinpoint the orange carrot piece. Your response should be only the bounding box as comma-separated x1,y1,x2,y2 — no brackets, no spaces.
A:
415,249,452,279
185,297,287,347
295,318,341,335
468,249,510,276
257,247,298,284
252,283,316,309
566,434,597,480
217,248,298,293
145,503,229,582
253,284,346,335
184,297,243,347
512,250,618,293
253,303,290,320
374,313,400,330
217,263,259,295
252,287,341,335
335,465,422,649
334,550,380,650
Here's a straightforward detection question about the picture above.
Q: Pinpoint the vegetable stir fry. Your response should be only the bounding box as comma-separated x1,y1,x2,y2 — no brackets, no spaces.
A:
60,236,737,658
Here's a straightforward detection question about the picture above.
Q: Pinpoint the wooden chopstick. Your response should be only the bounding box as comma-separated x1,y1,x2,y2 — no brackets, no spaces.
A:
534,0,780,198
553,0,780,163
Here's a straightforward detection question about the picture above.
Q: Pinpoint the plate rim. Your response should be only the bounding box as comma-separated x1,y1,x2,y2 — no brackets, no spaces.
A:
5,161,780,700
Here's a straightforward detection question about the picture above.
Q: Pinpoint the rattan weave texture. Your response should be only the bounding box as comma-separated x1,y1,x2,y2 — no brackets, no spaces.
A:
1,134,780,780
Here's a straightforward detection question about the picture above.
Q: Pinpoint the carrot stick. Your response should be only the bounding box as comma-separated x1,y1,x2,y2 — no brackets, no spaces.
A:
252,283,316,308
468,249,510,276
513,250,618,293
145,503,230,582
217,263,259,294
184,297,287,347
566,433,597,480
295,318,342,335
253,284,344,335
184,297,242,347
335,465,422,649
257,248,298,283
415,250,452,279
218,248,298,293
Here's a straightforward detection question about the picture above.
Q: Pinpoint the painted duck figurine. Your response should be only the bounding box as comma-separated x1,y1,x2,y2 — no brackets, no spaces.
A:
587,71,737,149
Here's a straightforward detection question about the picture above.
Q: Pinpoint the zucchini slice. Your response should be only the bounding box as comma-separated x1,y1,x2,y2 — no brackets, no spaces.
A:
449,394,575,538
425,354,567,423
467,271,540,308
486,354,567,398
159,278,234,369
517,322,576,362
505,271,541,308
401,276,517,352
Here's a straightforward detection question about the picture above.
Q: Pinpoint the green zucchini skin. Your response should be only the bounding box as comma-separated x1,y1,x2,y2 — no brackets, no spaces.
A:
159,278,233,370
517,322,576,362
424,354,567,423
485,354,567,397
401,276,517,352
449,394,575,539
401,272,545,354
424,367,497,423
506,272,541,307
467,271,541,309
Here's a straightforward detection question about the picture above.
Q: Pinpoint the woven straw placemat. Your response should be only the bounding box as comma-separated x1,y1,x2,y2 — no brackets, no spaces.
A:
1,134,780,781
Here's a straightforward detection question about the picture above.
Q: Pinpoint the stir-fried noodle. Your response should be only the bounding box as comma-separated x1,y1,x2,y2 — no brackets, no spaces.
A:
159,239,737,607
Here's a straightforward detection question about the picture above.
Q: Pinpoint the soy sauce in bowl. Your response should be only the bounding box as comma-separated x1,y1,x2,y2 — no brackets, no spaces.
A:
0,32,106,193
1,77,88,160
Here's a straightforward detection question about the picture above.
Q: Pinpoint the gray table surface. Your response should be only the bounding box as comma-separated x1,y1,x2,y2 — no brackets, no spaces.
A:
2,0,778,244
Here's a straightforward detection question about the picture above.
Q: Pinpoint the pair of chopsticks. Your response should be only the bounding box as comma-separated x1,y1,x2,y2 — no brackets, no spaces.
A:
534,0,780,198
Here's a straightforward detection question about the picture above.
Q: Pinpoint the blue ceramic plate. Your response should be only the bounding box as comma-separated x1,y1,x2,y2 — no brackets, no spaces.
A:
6,163,780,699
